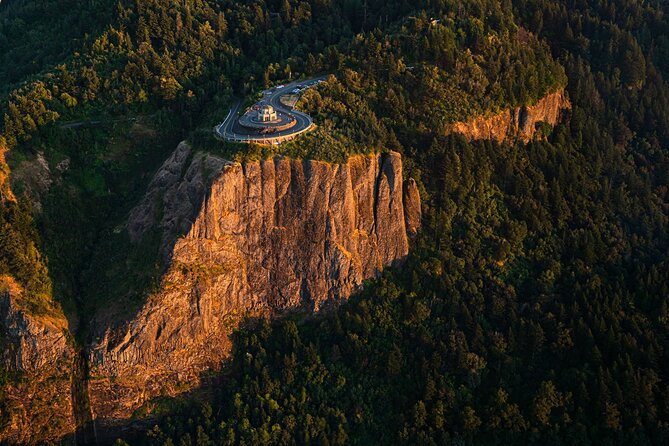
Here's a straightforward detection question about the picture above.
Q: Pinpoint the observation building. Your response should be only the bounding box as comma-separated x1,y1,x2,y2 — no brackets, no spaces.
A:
239,103,296,133
258,105,278,122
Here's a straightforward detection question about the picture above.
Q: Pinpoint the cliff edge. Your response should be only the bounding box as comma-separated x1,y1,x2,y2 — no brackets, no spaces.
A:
446,90,570,143
88,144,421,421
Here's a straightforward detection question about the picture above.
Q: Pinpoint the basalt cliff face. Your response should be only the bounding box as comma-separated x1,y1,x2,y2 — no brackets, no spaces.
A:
88,144,421,421
0,277,75,444
446,90,571,142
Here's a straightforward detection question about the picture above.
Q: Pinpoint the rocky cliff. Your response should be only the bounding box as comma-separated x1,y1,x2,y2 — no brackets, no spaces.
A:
0,276,75,444
88,144,421,421
446,90,570,143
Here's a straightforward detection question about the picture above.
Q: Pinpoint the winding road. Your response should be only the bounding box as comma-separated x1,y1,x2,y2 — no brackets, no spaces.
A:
215,76,328,144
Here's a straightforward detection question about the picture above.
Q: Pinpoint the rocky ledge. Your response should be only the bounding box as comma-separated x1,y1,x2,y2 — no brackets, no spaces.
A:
446,90,571,143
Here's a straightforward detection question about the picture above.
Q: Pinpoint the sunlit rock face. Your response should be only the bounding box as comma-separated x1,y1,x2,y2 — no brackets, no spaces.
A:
447,90,571,143
0,277,75,445
89,144,421,422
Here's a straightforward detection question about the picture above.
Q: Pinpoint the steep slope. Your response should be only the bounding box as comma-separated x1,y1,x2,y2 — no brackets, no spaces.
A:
0,277,75,444
446,90,570,142
88,144,421,422
0,143,13,202
0,142,76,444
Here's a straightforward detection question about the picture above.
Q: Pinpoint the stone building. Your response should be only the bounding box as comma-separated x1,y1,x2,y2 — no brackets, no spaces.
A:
258,105,278,122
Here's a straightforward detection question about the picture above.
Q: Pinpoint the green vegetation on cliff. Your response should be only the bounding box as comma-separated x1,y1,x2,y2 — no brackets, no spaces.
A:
1,0,668,444
1,0,567,318
133,0,669,445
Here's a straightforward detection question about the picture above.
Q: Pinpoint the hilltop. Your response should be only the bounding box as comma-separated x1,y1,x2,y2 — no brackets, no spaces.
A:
1,0,669,444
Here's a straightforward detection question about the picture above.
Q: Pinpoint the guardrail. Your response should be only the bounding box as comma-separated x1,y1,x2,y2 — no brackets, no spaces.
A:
214,122,314,145
215,76,323,145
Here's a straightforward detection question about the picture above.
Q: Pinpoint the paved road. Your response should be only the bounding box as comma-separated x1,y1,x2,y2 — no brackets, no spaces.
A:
215,76,328,144
215,98,243,140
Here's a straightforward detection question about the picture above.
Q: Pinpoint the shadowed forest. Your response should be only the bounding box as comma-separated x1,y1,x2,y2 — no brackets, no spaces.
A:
1,0,669,444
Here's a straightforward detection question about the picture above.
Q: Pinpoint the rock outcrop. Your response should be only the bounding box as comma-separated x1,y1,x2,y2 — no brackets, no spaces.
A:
88,145,421,421
0,276,75,444
446,90,570,143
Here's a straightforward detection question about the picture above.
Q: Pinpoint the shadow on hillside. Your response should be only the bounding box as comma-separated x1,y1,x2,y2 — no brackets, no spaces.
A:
54,150,407,444
60,312,323,445
62,368,227,446
59,262,411,445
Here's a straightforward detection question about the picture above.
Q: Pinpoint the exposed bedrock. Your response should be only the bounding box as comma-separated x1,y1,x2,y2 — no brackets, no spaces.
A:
0,277,75,444
88,144,421,421
446,90,571,143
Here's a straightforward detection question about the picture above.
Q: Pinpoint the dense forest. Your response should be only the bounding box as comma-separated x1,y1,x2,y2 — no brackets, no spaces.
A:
0,0,566,329
1,0,669,444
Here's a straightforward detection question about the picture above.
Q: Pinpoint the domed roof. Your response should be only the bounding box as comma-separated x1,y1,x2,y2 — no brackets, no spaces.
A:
258,104,278,122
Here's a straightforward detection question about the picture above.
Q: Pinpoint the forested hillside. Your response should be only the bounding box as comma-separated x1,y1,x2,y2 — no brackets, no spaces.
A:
0,0,668,444
130,0,669,444
0,0,116,91
0,0,566,335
